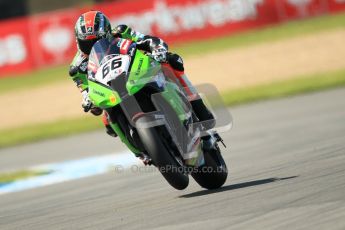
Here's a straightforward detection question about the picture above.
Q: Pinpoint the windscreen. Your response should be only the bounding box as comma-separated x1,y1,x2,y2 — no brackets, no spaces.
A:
88,38,124,77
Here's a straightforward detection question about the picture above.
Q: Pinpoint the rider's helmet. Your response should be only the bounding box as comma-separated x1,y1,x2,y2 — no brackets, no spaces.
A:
74,11,112,55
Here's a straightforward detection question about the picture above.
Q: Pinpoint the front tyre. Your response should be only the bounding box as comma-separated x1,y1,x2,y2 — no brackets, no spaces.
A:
192,146,228,189
136,117,189,190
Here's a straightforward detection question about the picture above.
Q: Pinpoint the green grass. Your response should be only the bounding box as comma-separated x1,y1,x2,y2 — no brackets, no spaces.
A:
0,170,51,184
0,65,69,94
222,69,345,106
1,12,345,94
0,116,103,149
0,69,344,149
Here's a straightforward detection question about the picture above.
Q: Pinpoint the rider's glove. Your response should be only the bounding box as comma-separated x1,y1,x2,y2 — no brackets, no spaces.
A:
152,45,167,63
112,25,128,38
81,90,92,113
90,107,103,116
81,90,103,116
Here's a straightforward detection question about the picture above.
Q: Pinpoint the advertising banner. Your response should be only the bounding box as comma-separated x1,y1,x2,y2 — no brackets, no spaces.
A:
95,0,281,44
30,9,79,67
276,0,329,21
328,0,345,12
0,18,35,76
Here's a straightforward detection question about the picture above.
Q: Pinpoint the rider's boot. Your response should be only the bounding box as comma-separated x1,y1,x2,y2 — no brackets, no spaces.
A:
138,153,153,166
201,131,226,151
191,98,226,150
103,112,153,165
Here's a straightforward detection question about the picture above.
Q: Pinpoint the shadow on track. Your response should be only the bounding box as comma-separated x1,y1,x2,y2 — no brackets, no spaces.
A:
180,176,298,198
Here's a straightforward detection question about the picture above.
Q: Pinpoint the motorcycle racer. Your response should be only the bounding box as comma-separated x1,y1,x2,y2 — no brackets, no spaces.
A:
69,11,220,154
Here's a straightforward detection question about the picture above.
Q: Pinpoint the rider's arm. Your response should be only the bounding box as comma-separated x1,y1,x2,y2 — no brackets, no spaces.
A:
69,50,89,92
136,35,168,53
69,51,99,113
112,24,145,42
112,24,168,52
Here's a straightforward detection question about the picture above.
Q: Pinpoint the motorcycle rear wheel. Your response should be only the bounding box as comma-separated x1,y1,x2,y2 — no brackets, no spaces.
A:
191,146,228,189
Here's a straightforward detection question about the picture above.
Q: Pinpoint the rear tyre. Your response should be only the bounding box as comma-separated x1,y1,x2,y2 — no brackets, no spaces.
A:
136,117,189,190
192,146,228,189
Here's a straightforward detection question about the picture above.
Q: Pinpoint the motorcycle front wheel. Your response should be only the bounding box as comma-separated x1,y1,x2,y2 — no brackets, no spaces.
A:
136,116,189,190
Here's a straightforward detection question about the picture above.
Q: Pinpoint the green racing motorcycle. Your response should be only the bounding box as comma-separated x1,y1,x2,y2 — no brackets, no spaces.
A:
87,37,228,190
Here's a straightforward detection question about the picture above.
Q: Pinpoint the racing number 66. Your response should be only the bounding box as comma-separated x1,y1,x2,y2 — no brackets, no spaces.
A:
102,58,122,78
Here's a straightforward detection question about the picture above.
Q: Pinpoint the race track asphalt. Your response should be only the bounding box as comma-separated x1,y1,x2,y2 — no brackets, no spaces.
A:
1,88,345,230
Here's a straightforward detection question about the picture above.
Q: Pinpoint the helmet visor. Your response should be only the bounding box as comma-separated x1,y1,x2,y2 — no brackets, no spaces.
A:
78,38,97,55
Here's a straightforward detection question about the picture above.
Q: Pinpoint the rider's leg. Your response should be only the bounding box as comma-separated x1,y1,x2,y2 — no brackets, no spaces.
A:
166,53,215,126
166,53,220,150
102,112,117,137
90,107,117,138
